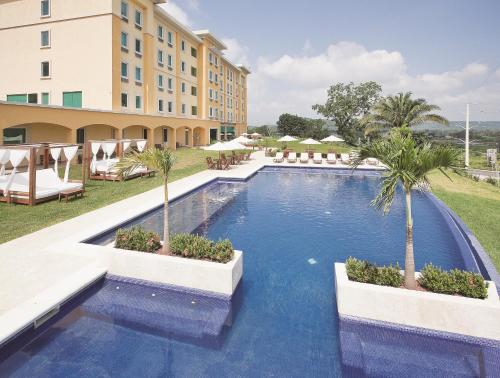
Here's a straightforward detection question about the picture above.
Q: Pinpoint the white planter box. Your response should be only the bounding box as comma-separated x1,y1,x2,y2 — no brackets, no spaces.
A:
335,263,500,340
76,243,243,296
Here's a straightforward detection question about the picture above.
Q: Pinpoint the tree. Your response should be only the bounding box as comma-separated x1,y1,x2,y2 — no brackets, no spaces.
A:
117,148,176,255
352,128,461,289
362,92,448,135
276,113,329,139
313,82,382,144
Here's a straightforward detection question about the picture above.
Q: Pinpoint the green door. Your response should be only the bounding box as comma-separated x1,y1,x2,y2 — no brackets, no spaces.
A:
6,94,27,103
63,91,82,108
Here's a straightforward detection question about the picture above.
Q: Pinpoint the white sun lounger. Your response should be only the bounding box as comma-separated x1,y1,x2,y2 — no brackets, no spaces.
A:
313,153,323,164
366,157,379,166
0,169,82,200
327,153,337,164
287,152,297,163
273,152,284,163
300,153,309,163
341,153,351,164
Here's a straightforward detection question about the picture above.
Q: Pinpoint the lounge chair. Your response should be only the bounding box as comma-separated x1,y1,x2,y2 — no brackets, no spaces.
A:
341,153,351,164
220,159,231,170
313,153,323,164
206,157,217,169
274,152,284,163
327,153,337,164
366,157,379,166
287,152,297,163
300,153,309,163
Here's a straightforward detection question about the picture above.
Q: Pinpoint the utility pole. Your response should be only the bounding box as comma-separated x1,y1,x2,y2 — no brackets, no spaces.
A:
465,103,470,168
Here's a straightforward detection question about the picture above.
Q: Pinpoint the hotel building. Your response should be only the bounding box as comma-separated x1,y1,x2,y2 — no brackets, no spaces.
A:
0,0,250,149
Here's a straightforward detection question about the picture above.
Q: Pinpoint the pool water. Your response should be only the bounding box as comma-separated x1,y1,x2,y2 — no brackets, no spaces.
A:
2,168,497,377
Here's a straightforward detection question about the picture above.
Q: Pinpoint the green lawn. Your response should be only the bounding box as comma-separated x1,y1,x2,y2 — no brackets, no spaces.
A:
0,148,217,244
428,170,500,271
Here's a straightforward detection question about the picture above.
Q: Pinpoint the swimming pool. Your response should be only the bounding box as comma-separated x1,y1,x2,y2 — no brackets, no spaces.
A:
1,167,498,377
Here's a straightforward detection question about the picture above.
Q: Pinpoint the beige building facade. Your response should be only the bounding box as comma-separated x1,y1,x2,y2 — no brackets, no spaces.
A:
0,0,250,148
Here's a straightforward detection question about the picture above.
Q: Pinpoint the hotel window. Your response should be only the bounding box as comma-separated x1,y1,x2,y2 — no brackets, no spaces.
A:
181,40,186,51
135,38,142,56
134,10,142,29
167,54,173,69
191,86,197,96
135,66,142,83
209,53,213,64
120,1,128,20
215,90,218,101
41,0,50,17
41,61,50,78
158,74,164,89
209,107,213,118
191,47,197,58
168,101,173,113
121,62,128,79
181,61,186,73
215,57,218,66
121,32,128,50
192,106,197,116
167,77,173,92
158,25,164,41
41,92,49,105
181,103,186,114
191,66,197,77
158,50,164,66
181,82,186,93
167,32,174,47
215,73,218,84
135,95,141,109
209,88,213,99
121,92,128,107
158,99,164,113
220,66,223,75
40,30,50,48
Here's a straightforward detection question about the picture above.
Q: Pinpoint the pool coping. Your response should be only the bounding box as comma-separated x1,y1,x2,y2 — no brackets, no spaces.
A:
1,152,498,349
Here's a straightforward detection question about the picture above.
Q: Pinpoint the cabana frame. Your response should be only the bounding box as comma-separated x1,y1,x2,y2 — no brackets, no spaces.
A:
0,143,84,205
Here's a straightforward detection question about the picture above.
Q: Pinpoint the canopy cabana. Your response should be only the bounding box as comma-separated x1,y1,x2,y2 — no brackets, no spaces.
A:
0,143,83,205
86,139,152,182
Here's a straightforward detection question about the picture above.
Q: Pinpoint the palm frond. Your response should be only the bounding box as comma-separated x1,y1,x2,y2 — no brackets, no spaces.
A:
115,147,176,179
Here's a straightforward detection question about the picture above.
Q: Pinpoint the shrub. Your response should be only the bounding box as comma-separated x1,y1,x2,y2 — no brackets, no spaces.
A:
170,233,234,263
345,257,403,288
419,264,489,299
115,227,161,253
485,176,498,186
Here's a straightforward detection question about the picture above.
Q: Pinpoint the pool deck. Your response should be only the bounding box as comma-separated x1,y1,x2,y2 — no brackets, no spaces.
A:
0,151,381,345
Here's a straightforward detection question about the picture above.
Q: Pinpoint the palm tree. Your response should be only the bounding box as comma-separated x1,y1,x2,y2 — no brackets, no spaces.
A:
116,148,176,255
362,92,449,135
352,128,461,289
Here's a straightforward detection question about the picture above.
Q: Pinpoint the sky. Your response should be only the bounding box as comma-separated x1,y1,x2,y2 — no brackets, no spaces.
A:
160,0,500,125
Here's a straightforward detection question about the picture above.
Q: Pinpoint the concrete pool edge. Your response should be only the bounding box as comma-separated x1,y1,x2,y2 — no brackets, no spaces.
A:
335,263,500,341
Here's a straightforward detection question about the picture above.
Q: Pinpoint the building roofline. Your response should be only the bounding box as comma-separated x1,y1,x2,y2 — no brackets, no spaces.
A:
221,56,251,75
193,30,228,50
154,6,202,44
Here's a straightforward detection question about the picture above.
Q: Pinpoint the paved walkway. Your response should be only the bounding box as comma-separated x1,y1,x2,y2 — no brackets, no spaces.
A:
0,151,382,344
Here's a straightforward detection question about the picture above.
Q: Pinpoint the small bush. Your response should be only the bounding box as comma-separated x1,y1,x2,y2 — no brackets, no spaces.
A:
485,176,498,186
170,233,234,263
115,227,161,253
419,264,489,299
345,257,403,288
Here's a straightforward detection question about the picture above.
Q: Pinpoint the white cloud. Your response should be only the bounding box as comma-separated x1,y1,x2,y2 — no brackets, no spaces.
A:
495,68,500,79
221,38,250,67
158,2,191,26
246,41,497,125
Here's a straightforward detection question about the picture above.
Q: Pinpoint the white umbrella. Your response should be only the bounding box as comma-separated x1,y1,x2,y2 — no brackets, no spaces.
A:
251,132,261,139
224,140,247,150
277,135,298,142
241,132,249,136
300,138,322,152
233,135,252,144
321,135,344,143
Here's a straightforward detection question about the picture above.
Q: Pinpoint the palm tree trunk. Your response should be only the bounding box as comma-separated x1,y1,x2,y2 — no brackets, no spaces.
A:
161,177,170,255
404,189,416,289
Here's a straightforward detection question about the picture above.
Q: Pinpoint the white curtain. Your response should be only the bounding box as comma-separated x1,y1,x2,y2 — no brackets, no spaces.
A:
91,142,101,174
122,141,132,154
137,140,147,152
0,149,9,176
50,147,62,177
4,150,28,194
105,142,117,171
63,146,79,183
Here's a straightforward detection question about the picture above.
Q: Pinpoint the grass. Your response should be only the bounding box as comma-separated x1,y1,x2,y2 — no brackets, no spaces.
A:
428,170,500,271
0,148,218,244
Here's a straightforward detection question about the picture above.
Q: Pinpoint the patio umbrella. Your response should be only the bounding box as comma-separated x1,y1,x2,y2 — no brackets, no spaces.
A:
251,132,262,139
203,141,246,158
241,132,249,137
277,135,298,142
321,135,345,143
300,138,322,150
233,135,253,144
